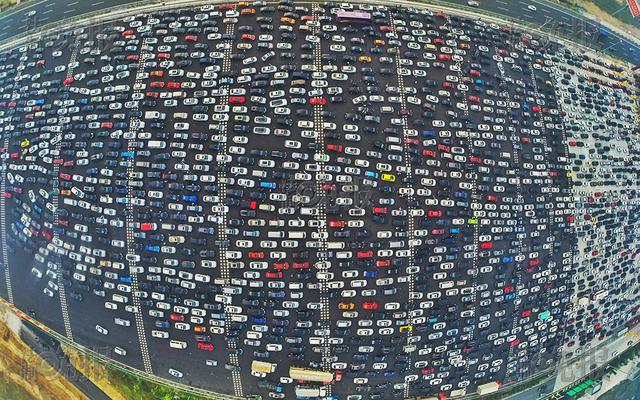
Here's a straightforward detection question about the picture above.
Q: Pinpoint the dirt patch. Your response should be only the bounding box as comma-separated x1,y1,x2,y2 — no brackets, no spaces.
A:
578,0,640,38
0,313,87,400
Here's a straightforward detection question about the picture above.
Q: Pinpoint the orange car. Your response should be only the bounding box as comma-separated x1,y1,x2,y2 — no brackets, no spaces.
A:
194,326,207,333
241,8,255,15
338,302,355,310
280,17,296,24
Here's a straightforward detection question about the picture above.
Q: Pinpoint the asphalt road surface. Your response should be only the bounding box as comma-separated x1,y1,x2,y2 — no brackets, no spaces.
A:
0,1,637,400
0,0,639,64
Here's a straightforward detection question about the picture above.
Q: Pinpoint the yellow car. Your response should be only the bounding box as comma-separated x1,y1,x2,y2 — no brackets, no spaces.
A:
338,302,355,310
280,17,296,24
358,55,372,63
381,173,396,182
374,39,385,46
20,139,29,148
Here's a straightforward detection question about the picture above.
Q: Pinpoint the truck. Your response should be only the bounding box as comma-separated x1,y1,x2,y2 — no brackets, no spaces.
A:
477,381,501,395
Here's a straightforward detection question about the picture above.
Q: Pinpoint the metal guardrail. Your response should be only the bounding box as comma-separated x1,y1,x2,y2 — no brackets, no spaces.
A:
1,299,242,400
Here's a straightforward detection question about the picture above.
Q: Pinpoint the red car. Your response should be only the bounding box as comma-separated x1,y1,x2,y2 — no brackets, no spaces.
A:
63,77,74,86
167,82,181,89
310,97,326,105
229,96,245,104
185,35,199,42
274,262,289,271
469,69,481,77
431,229,445,235
480,242,493,249
150,70,164,77
468,95,480,103
122,29,134,36
241,34,256,41
127,54,140,61
248,251,264,259
428,210,442,217
362,302,378,310
197,343,214,351
101,122,113,129
357,250,373,259
329,220,345,228
373,207,387,214
266,271,282,279
292,262,309,269
140,223,155,231
157,53,170,59
170,313,185,321
438,54,451,61
150,81,165,88
146,91,159,98
442,81,454,89
422,149,436,157
327,144,343,152
376,260,390,268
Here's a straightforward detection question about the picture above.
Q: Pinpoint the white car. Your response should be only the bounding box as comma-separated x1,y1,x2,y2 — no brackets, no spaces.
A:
169,368,183,378
527,4,537,11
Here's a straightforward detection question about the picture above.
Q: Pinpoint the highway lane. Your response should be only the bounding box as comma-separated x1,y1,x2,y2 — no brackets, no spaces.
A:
0,0,638,64
0,1,634,399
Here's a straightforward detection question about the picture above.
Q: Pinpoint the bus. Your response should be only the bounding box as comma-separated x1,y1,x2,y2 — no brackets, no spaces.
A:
336,10,371,23
289,367,333,383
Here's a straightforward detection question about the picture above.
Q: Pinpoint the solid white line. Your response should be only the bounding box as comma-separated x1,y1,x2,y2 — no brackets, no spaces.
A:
42,9,53,15
93,1,105,5
67,1,78,5
63,9,76,14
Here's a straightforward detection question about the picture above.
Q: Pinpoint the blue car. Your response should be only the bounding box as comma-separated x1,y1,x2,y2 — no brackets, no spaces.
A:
183,195,197,202
363,271,378,279
119,277,132,283
145,245,160,253
365,170,379,179
259,181,276,189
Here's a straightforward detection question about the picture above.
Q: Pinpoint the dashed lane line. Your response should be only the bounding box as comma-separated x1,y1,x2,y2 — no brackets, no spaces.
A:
214,15,243,398
123,28,153,375
311,5,332,392
389,10,418,398
54,34,81,341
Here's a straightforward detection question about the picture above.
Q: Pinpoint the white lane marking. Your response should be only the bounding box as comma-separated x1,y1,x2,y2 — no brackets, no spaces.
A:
63,9,76,14
124,30,154,375
0,0,49,21
42,9,53,15
67,1,78,5
93,1,105,5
